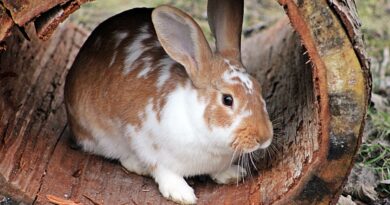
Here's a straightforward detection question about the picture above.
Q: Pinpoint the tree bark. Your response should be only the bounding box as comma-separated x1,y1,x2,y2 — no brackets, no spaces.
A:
0,0,370,204
242,0,369,204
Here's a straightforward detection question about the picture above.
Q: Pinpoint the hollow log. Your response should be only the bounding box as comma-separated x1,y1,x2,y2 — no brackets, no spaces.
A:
0,0,370,204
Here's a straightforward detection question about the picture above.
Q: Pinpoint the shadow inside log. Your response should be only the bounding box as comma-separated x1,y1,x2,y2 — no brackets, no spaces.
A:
242,18,320,203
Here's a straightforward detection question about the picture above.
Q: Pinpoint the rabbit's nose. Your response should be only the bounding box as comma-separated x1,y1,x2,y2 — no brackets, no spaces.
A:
258,137,272,149
255,120,273,148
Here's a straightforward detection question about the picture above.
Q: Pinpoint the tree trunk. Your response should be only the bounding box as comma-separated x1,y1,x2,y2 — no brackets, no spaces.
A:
0,0,370,204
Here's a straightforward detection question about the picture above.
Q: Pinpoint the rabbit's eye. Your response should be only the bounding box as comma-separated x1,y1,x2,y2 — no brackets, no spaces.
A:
222,94,233,107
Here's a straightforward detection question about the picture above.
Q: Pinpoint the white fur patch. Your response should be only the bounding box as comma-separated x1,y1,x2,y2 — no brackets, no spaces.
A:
223,70,254,93
137,57,153,78
125,82,241,176
109,51,117,67
124,25,151,74
260,98,268,113
223,59,245,72
259,137,272,149
156,57,175,89
109,32,129,67
223,59,253,93
125,98,160,167
77,116,131,160
114,31,129,48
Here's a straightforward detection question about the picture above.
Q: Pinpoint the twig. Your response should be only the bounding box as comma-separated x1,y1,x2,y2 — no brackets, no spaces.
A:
243,22,268,37
82,194,102,205
379,47,389,91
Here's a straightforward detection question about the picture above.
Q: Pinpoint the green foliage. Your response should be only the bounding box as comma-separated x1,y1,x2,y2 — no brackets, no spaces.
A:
358,109,390,195
356,0,390,54
356,0,390,91
369,109,390,140
358,143,390,195
356,0,390,196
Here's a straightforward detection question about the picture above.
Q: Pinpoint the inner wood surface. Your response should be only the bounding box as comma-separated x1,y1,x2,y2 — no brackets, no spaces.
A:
243,18,320,204
0,16,318,204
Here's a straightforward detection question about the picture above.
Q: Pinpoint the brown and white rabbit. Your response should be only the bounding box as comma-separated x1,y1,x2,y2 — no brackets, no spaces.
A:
64,1,273,204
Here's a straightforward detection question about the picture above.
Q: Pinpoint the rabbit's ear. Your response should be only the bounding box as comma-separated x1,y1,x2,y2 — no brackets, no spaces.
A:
207,0,244,61
152,6,213,87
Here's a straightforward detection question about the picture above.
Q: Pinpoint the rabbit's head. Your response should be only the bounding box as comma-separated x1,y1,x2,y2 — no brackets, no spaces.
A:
152,5,273,153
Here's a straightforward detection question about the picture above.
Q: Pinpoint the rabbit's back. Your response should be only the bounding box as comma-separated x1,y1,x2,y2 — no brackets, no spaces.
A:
64,8,188,157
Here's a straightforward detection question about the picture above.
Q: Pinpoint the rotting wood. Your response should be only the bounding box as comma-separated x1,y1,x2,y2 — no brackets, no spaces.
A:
0,0,91,44
328,0,371,102
2,0,69,26
0,23,87,204
243,18,320,204
267,0,369,204
0,4,14,50
35,0,91,41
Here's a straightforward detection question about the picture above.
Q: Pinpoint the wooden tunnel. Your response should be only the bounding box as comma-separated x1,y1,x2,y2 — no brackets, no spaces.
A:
0,0,371,204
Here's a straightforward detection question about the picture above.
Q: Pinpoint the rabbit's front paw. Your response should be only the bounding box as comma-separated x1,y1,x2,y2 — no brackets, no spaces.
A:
159,179,197,204
153,167,197,204
211,165,247,184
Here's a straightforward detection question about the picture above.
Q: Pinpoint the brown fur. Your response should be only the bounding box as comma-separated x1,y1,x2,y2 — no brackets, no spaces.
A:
208,0,243,60
65,8,187,142
65,6,272,153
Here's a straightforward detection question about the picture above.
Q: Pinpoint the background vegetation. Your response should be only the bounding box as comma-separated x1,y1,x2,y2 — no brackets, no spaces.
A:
69,0,390,204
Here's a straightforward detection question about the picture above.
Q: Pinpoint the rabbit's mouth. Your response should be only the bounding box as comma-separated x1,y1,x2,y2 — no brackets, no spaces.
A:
243,144,261,153
259,137,272,149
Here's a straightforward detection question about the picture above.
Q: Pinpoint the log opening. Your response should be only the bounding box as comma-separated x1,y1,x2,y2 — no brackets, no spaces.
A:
0,0,370,204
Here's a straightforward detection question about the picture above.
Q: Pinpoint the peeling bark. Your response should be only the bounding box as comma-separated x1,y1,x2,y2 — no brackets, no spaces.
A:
0,0,91,44
0,4,14,50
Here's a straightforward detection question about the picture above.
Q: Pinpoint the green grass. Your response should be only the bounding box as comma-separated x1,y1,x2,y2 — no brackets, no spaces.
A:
358,143,390,195
370,109,390,140
356,0,390,197
358,109,390,195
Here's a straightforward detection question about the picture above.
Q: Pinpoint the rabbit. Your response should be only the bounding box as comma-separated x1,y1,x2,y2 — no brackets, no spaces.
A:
64,2,273,204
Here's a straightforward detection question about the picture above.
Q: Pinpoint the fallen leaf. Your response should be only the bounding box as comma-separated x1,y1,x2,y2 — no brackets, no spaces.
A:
337,195,356,205
380,179,390,184
46,195,83,205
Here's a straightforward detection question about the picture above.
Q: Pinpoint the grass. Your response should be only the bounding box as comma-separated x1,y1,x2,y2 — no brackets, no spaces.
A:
370,109,390,140
358,143,390,195
355,0,390,198
357,109,390,196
